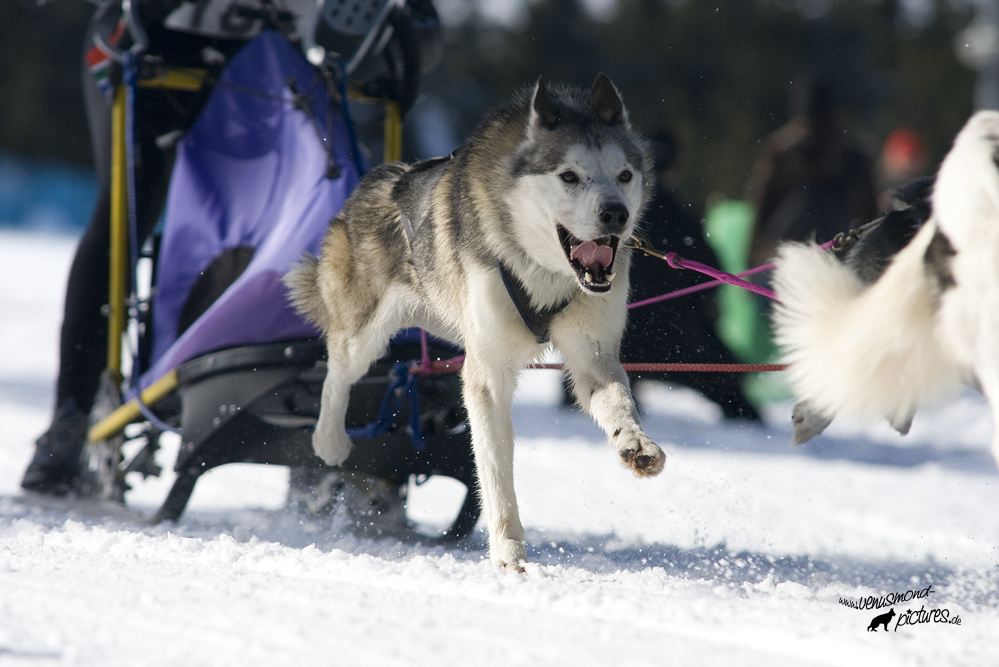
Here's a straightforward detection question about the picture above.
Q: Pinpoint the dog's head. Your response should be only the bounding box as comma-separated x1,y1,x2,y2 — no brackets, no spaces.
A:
506,74,652,295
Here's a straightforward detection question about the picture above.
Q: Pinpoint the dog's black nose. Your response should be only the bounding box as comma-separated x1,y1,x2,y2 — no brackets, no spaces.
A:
599,202,629,233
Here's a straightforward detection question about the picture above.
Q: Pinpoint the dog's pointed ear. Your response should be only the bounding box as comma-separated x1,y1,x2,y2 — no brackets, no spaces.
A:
591,73,624,126
531,76,560,130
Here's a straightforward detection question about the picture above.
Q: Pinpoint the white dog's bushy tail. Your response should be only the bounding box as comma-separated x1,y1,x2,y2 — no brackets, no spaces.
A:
283,252,328,331
771,225,965,426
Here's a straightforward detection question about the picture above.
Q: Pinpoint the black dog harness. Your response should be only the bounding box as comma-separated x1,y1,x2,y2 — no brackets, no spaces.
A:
498,262,570,344
399,211,569,345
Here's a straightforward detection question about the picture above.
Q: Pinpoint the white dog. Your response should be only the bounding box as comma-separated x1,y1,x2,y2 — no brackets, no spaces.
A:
772,111,999,469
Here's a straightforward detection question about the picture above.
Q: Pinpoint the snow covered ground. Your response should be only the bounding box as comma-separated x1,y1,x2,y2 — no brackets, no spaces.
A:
1,228,997,666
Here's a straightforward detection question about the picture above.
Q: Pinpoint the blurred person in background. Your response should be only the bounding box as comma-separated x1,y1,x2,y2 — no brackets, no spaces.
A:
876,127,930,209
744,78,879,267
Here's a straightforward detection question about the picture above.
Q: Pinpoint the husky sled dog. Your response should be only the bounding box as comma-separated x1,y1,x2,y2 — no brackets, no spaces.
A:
286,75,664,570
772,111,999,469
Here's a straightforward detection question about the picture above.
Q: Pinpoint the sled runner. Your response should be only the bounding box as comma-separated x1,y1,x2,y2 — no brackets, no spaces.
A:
83,0,480,540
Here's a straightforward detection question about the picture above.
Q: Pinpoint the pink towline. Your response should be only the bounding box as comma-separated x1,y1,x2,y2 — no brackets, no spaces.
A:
627,238,839,310
664,252,778,300
628,261,776,310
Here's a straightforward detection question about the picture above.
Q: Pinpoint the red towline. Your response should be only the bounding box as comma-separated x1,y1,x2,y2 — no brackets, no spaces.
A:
412,356,787,376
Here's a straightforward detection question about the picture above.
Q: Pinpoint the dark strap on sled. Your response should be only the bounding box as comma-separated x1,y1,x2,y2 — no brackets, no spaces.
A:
498,262,570,344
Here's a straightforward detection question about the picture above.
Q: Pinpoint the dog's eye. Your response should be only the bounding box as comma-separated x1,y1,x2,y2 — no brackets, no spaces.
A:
560,170,579,184
619,170,633,183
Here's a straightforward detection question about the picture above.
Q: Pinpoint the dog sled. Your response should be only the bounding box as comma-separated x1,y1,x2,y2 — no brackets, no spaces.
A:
81,0,480,541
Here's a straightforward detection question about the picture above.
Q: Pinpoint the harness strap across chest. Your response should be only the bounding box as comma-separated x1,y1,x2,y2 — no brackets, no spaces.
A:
498,262,570,344
398,210,568,345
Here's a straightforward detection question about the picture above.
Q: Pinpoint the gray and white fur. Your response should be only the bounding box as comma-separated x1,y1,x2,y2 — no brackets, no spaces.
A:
772,111,999,470
285,75,664,570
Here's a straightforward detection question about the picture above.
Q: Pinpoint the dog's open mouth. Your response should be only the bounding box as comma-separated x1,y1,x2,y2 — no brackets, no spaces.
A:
557,225,619,293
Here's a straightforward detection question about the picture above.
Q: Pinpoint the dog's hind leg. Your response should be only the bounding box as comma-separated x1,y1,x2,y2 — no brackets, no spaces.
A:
791,401,834,445
888,410,915,436
313,287,413,466
973,354,999,473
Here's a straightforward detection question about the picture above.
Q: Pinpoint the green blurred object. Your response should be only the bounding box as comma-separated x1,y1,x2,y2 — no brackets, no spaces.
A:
704,200,790,404
704,200,769,362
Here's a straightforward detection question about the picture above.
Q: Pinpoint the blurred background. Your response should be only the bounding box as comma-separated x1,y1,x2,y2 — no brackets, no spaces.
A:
4,0,995,229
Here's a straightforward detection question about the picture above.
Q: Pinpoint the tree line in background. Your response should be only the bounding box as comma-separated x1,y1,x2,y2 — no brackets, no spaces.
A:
1,0,94,167
421,0,978,208
1,0,979,209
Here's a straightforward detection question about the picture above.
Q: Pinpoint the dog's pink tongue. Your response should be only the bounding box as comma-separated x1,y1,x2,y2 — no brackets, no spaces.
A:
570,241,613,269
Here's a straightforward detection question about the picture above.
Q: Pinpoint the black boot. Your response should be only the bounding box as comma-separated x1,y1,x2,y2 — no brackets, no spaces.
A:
21,399,89,496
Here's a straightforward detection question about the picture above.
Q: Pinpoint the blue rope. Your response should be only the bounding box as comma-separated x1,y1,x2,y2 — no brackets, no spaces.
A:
332,60,367,177
122,52,180,436
123,52,140,296
345,362,425,452
406,376,425,453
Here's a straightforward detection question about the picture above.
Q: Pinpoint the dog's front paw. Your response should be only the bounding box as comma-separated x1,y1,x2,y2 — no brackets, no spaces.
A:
615,430,665,477
490,538,528,573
